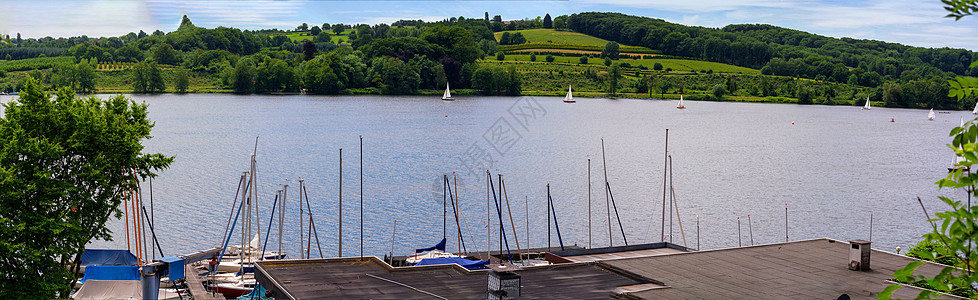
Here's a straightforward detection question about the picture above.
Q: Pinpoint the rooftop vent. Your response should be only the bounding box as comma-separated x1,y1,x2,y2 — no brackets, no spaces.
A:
848,240,871,271
487,270,521,299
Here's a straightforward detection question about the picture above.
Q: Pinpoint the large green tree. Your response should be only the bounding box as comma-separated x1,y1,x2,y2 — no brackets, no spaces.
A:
174,68,189,93
132,61,165,93
0,79,172,298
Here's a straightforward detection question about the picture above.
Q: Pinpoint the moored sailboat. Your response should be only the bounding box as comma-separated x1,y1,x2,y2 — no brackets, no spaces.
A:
862,96,870,110
928,108,935,121
677,95,686,109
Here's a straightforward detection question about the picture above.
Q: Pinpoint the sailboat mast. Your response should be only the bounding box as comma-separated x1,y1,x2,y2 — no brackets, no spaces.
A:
486,170,491,261
661,129,668,242
601,139,612,246
280,185,286,258
339,148,343,257
588,158,592,249
669,154,673,243
360,135,363,259
299,179,304,259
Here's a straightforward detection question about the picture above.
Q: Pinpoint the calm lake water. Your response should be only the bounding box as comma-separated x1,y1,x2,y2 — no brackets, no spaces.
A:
1,93,969,257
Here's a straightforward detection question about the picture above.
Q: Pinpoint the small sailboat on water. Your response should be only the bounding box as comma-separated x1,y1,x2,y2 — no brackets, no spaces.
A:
442,83,454,101
677,95,686,109
862,96,871,110
928,108,935,121
972,101,977,115
563,85,575,103
950,117,970,172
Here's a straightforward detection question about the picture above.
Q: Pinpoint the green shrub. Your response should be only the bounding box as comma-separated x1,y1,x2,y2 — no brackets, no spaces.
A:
496,52,505,61
546,55,554,62
711,84,727,99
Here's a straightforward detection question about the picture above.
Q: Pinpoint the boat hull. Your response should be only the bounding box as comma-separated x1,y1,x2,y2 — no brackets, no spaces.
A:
213,285,251,297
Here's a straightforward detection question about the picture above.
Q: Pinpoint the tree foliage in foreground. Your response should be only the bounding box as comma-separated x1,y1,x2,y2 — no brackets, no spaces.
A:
0,79,172,298
881,4,978,298
878,119,978,299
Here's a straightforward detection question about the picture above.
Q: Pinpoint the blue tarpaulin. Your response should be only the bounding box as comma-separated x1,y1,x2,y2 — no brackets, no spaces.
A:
414,238,447,253
80,249,137,266
80,266,141,284
237,284,271,300
415,257,489,270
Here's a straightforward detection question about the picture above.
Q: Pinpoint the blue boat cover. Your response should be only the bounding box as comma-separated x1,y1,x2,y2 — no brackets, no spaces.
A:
415,238,447,253
415,257,489,270
80,249,137,266
238,284,271,300
81,266,141,283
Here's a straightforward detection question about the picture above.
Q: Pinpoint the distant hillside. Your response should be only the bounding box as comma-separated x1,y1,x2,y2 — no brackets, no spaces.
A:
566,12,978,83
493,29,615,46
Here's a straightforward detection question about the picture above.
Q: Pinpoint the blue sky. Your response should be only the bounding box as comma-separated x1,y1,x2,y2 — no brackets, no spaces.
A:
2,0,977,51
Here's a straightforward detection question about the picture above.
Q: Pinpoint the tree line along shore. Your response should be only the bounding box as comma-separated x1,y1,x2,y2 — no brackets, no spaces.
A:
0,12,975,109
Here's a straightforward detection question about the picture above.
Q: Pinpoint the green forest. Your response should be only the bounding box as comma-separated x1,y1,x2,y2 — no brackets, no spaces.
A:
0,12,975,109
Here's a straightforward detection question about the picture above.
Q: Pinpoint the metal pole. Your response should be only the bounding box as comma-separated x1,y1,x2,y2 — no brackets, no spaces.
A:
149,177,154,260
360,136,364,260
588,158,592,249
280,187,286,257
737,217,741,247
141,264,159,300
444,173,447,242
747,214,753,246
390,219,397,265
662,129,668,243
785,204,788,242
547,184,551,249
696,215,700,250
498,174,503,256
486,170,491,261
869,213,873,242
600,139,612,247
669,155,673,243
339,148,343,257
299,180,304,259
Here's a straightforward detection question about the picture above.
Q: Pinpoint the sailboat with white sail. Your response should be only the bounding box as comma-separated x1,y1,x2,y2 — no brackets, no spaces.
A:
928,108,935,121
862,97,870,110
563,85,575,103
972,102,977,115
677,95,686,109
442,83,454,101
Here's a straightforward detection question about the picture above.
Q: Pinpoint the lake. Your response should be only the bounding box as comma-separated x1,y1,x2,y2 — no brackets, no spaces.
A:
1,93,967,258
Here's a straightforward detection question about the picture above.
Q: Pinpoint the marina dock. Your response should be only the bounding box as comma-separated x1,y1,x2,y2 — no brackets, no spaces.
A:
254,239,962,299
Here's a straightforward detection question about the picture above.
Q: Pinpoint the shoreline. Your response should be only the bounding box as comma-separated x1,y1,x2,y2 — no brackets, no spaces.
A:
6,89,953,110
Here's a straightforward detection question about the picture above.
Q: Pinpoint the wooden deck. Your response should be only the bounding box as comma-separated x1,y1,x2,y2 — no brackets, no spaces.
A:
183,264,224,300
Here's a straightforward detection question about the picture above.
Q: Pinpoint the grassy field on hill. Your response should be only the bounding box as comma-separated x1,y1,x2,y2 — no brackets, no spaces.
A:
494,29,617,46
275,30,352,44
495,54,759,75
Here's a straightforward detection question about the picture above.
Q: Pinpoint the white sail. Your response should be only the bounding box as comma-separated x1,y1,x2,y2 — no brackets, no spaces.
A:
972,101,977,114
928,108,935,120
565,85,573,101
442,83,452,100
863,96,870,110
677,95,684,108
